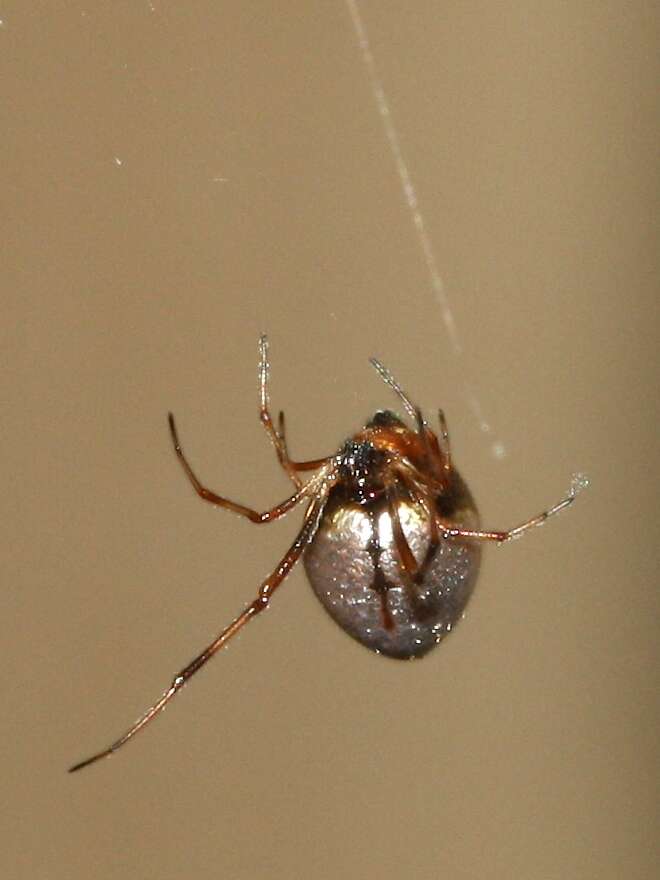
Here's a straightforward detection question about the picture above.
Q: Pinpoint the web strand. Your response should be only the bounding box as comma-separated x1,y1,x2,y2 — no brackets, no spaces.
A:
344,0,461,355
344,1,506,456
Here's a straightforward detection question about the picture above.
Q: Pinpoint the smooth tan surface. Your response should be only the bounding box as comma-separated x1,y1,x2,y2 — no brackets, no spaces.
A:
3,4,657,878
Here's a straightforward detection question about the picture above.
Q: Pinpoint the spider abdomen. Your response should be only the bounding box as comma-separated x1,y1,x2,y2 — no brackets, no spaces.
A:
303,478,481,659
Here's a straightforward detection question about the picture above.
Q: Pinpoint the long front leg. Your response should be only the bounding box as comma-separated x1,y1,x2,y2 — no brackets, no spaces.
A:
69,490,329,773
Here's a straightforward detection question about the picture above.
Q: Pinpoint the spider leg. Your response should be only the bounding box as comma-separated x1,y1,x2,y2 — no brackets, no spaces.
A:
437,409,451,470
168,412,317,523
439,477,587,543
277,410,331,472
69,487,330,773
258,335,303,488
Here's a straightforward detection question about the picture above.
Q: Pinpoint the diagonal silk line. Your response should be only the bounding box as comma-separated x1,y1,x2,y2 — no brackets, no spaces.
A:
344,1,507,457
344,0,461,356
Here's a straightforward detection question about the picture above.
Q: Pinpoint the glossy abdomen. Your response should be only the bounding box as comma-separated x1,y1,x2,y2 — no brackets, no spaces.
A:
303,478,481,659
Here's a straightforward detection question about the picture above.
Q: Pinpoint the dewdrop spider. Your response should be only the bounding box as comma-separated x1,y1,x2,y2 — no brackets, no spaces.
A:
69,336,585,772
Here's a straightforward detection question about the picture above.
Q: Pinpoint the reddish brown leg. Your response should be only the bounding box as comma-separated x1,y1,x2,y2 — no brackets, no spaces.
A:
385,487,442,623
387,485,440,582
412,406,436,468
439,477,587,543
168,413,314,523
290,456,332,472
391,471,442,582
277,410,332,473
412,495,441,580
69,490,329,773
387,488,420,581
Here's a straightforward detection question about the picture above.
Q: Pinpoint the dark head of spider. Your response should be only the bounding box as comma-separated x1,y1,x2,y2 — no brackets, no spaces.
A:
336,410,449,502
336,432,391,505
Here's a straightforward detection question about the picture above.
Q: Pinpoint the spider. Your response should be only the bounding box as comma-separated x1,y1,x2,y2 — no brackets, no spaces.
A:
70,336,583,772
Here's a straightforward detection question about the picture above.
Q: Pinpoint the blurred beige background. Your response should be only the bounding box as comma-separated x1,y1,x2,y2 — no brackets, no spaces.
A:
2,3,657,878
